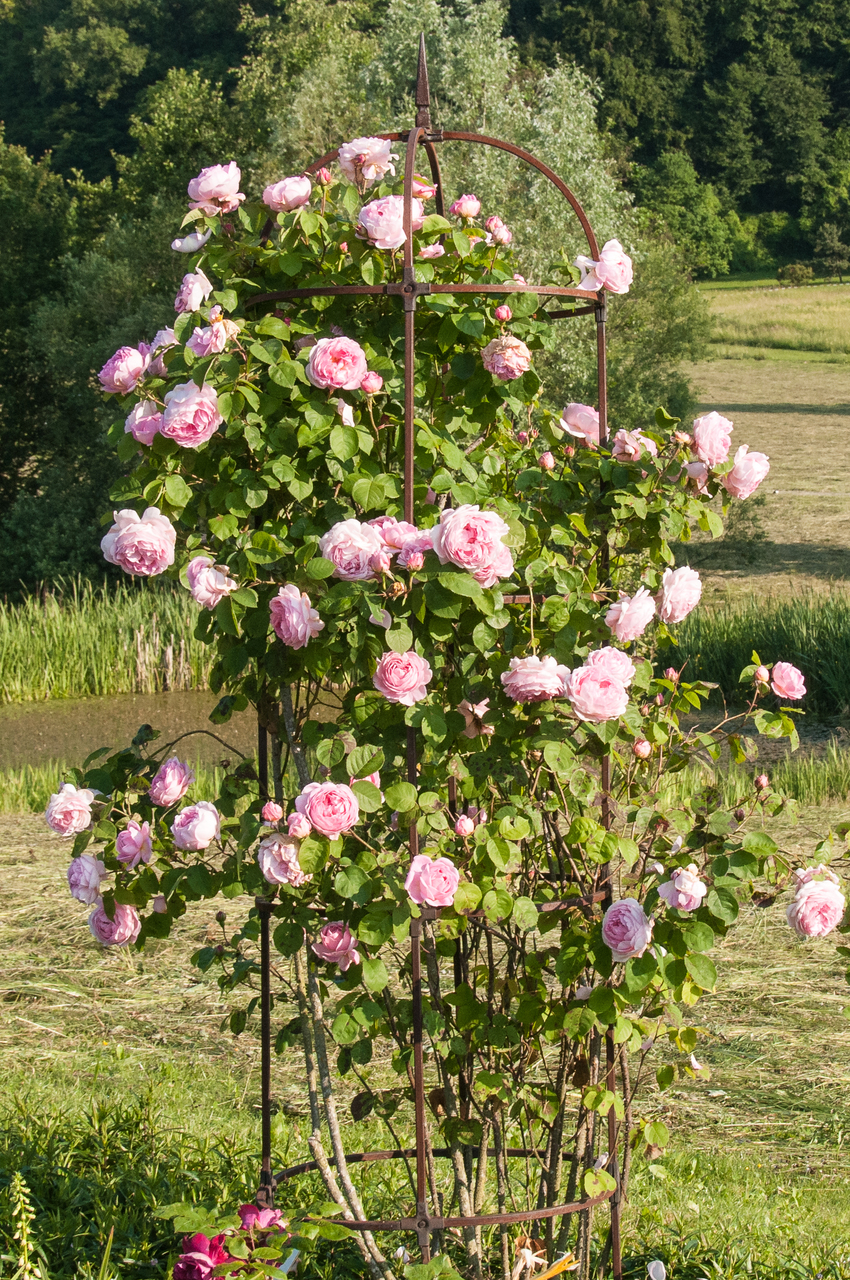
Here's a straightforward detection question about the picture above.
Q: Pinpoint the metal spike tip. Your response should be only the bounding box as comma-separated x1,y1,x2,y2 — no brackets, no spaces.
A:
415,33,431,127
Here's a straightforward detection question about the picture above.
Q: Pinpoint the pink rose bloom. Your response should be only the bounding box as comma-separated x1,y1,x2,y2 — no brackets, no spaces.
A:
370,550,392,575
494,304,512,322
173,1234,228,1280
312,921,361,971
174,269,213,314
287,812,311,839
306,336,368,390
481,335,532,381
771,661,806,700
338,136,398,186
405,854,460,907
186,313,239,358
149,757,195,807
450,194,481,218
125,401,162,446
656,566,702,624
258,833,311,887
487,218,513,245
373,650,433,706
605,588,656,642
567,665,629,723
418,243,445,259
172,801,220,851
575,238,633,294
454,815,475,837
685,461,710,492
101,507,176,577
368,516,418,550
89,900,141,947
432,504,514,588
115,820,153,867
146,328,176,377
295,781,359,838
357,195,425,250
270,584,324,648
263,175,311,212
412,175,437,199
67,853,107,903
238,1205,284,1232
611,430,658,462
187,162,244,214
161,382,223,448
46,783,96,836
360,371,383,395
692,411,733,467
501,655,570,703
658,864,707,913
98,345,148,394
319,518,384,580
186,556,236,609
633,739,652,759
787,876,846,938
396,530,434,569
586,646,636,686
539,451,556,470
601,898,653,962
457,698,492,738
723,445,770,500
559,403,600,445
403,550,424,571
262,801,284,824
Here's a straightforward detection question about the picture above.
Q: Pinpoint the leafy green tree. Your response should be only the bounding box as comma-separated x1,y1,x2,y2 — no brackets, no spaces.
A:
632,150,734,277
814,223,849,281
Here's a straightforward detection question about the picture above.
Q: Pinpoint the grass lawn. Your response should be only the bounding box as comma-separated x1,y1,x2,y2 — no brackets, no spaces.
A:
700,281,850,361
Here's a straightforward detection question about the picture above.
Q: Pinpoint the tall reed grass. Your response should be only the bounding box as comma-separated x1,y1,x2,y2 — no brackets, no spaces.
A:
0,578,212,703
659,740,850,808
0,759,229,814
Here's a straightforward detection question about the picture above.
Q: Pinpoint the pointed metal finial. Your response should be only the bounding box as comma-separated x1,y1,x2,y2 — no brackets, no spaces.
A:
415,33,431,130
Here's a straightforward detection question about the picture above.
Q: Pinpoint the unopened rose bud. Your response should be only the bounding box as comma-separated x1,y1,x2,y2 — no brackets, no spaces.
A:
318,764,331,778
494,304,512,322
517,431,529,444
317,167,332,185
755,665,770,683
755,774,769,791
214,943,224,957
640,703,651,715
339,242,348,253
538,451,556,471
734,807,746,821
287,812,311,839
360,371,383,395
370,551,392,575
216,910,227,924
664,667,679,682
655,692,665,705
673,431,693,445
152,895,168,914
455,815,475,837
633,739,652,759
406,551,424,572
564,445,575,458
261,800,284,823
390,811,399,831
425,487,436,504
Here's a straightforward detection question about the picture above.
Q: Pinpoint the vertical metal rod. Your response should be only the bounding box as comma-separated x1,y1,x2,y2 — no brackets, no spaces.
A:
258,717,269,801
410,916,431,1262
605,1031,622,1280
257,897,274,1205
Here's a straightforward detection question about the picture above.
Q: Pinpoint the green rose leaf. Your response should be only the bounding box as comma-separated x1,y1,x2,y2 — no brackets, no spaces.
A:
361,956,389,993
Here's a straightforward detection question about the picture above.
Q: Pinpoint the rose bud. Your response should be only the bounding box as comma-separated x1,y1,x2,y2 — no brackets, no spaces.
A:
405,551,424,571
673,431,693,445
425,487,437,504
317,167,332,185
655,692,665,705
361,371,383,395
455,815,475,837
370,551,392,575
214,944,225,957
664,667,679,682
734,808,746,821
261,800,284,823
517,431,529,444
755,665,770,683
564,445,575,458
755,774,769,791
318,764,331,778
216,910,227,924
538,451,556,471
339,241,348,253
152,895,168,914
633,739,652,759
494,304,512,322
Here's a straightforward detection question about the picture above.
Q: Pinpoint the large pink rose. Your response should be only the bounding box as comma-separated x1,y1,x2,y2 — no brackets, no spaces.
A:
575,239,633,294
450,194,481,218
338,136,398,186
187,162,244,214
172,801,220,851
270,584,324,648
605,588,656,642
655,566,702,624
501,655,570,703
358,195,425,250
431,504,514,588
174,269,213,314
89,900,141,947
312,921,361,971
692,411,733,467
586,647,636,686
257,833,311,887
101,507,176,577
46,783,96,836
771,661,806,700
368,516,419,550
263,175,311,212
237,1205,284,1232
115,820,153,867
173,1235,228,1280
125,401,162,446
67,853,107,903
306,336,368,390
405,854,459,908
602,898,653,961
787,875,845,938
373,650,433,706
611,430,657,462
98,345,148,394
161,382,223,448
567,665,629,723
559,403,600,446
481,335,532,381
295,781,359,838
723,445,770,500
149,757,194,806
319,518,384,580
658,864,707,913
187,556,237,609
186,311,239,358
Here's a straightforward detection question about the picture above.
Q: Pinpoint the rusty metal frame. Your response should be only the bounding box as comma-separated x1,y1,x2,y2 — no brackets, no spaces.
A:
251,34,622,1278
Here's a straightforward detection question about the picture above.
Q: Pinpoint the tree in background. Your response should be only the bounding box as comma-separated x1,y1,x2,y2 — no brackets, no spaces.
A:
631,151,734,278
814,223,850,282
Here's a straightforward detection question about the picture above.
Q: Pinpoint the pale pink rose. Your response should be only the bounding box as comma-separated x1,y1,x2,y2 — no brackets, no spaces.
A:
187,556,236,609
360,371,383,395
575,239,633,294
373,650,433,706
655,566,702,624
317,167,332,185
187,162,244,214
149,757,194,807
295,781,359,838
263,175,311,212
611,430,657,462
559,403,600,445
418,243,445,259
432,504,514,588
115,820,153,867
457,698,492,738
319,518,384,580
787,876,846,938
161,382,223,448
174,269,213,313
101,507,176,577
755,664,770,683
755,773,769,791
605,588,656,642
338,137,398,186
538,451,556,470
486,217,513,245
287,812,312,839
411,175,437,199
405,854,459,907
147,328,176,377
658,864,707,913
481,335,532,381
396,529,434,569
258,833,311,887
306,336,368,390
633,739,652,759
567,665,629,723
602,898,653,961
89,900,141,947
586,646,636,687
125,401,162,446
186,312,239,357
692,411,733,467
152,894,168,913
404,550,424,571
357,195,425,250
771,662,806,700
454,815,475,837
270,584,324,648
262,801,284,824
723,445,770,500
46,783,96,836
793,863,839,888
311,921,361,970
171,227,213,253
67,854,107,903
99,346,148,394
685,461,710,492
494,305,512,322
172,801,220,851
501,655,570,703
370,550,392,575
368,516,419,550
450,194,481,218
